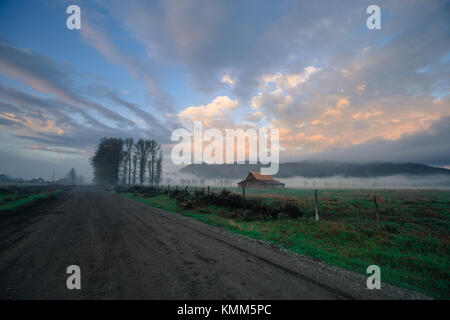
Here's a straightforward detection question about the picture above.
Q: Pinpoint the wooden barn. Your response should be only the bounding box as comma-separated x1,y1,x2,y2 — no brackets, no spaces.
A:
238,171,285,189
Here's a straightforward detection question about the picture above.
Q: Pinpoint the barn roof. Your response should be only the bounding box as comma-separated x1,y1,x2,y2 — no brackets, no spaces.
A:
237,171,284,186
248,171,275,181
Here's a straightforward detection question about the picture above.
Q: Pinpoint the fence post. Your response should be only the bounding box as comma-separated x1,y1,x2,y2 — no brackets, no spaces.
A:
185,185,188,193
314,189,319,221
373,195,382,230
242,185,246,201
207,186,210,195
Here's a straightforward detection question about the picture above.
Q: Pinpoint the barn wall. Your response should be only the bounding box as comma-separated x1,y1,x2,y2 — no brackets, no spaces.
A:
242,183,284,189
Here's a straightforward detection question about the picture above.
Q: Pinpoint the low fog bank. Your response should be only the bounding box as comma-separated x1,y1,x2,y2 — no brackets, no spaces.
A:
164,172,450,189
281,174,450,189
163,170,239,188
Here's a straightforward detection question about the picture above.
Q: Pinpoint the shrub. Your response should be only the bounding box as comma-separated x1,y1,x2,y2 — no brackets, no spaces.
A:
195,188,205,197
283,201,303,218
171,187,303,221
169,188,181,198
277,212,291,220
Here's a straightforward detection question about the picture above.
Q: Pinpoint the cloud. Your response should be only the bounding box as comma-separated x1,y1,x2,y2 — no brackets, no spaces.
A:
0,38,136,127
95,0,298,95
221,74,234,85
245,111,264,122
352,110,383,120
299,116,450,166
81,19,173,111
0,84,163,151
0,83,107,129
88,1,449,101
26,145,87,155
261,66,320,89
178,96,239,127
85,84,176,140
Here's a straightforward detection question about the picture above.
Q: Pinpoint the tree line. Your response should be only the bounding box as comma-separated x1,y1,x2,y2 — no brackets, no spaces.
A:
90,138,163,187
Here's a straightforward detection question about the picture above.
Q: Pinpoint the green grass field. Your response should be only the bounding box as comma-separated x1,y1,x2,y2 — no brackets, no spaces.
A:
118,187,450,299
0,186,61,212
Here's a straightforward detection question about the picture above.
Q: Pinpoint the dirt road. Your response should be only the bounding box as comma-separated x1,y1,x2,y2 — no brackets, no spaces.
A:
0,187,428,299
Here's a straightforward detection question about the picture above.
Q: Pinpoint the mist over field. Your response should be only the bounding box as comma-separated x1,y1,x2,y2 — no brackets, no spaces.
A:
281,174,450,189
163,171,450,189
175,161,450,189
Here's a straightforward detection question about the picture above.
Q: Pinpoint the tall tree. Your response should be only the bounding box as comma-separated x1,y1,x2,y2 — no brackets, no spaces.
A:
66,168,77,185
91,137,124,185
155,150,163,189
121,149,128,185
147,140,160,187
132,153,138,185
124,138,134,185
135,139,152,185
147,160,152,186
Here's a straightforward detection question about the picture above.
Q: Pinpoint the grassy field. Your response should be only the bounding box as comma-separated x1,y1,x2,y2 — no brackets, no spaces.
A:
0,185,62,212
118,187,450,299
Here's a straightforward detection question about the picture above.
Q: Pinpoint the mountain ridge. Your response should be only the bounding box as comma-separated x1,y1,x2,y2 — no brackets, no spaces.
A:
180,161,450,179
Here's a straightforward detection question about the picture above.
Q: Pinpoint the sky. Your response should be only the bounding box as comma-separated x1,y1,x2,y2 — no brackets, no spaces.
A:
0,0,449,181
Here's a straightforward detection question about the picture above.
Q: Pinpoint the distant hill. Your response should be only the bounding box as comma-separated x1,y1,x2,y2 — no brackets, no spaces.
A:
180,161,450,179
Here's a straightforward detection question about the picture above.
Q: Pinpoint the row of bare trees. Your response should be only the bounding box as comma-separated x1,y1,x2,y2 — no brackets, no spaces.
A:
91,137,163,186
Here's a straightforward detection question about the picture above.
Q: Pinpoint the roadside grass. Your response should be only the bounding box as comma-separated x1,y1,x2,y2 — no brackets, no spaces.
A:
118,189,449,299
0,187,61,212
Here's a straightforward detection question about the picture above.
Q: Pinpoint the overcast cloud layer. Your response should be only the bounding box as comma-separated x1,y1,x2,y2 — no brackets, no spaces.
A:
0,0,449,180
